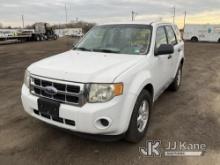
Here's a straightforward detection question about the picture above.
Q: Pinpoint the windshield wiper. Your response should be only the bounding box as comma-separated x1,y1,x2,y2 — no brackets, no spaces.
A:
93,48,120,53
74,47,92,52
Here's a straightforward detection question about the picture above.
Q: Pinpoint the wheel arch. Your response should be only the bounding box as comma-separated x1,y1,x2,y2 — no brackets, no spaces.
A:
143,83,154,102
180,58,184,66
191,36,199,42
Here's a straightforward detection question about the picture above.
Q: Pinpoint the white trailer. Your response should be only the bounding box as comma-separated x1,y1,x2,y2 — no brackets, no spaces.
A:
183,24,220,43
55,28,83,37
0,29,34,41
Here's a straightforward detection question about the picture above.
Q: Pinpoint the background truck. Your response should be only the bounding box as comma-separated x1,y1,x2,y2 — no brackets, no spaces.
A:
183,24,220,42
0,22,58,42
33,23,58,41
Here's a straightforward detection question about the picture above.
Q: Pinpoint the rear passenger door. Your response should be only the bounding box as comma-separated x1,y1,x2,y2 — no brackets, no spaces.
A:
165,25,181,79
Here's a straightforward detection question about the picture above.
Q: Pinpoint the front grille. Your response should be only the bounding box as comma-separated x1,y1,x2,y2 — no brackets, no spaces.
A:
30,75,86,106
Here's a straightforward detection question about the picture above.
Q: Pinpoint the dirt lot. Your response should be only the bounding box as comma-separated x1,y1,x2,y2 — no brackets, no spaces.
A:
0,38,220,165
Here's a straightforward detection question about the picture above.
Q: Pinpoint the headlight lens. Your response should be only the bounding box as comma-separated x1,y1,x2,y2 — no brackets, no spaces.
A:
24,70,30,88
88,83,123,103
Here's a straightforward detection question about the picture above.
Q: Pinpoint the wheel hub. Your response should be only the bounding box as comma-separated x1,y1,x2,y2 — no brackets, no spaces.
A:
137,100,149,133
177,68,182,86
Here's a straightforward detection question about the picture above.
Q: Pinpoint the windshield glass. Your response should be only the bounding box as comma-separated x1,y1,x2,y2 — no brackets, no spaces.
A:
74,25,152,55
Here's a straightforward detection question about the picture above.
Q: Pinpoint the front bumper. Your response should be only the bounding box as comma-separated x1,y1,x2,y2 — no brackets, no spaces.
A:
21,84,136,135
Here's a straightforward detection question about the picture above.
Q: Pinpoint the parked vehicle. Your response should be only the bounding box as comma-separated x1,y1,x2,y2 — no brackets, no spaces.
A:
183,24,220,42
33,23,58,41
0,23,58,42
21,21,184,143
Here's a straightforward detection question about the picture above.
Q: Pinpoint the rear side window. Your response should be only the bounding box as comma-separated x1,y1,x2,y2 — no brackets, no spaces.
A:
165,26,177,45
155,26,167,49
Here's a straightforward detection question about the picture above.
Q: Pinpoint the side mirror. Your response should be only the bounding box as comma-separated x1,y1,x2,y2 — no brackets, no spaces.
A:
155,44,174,56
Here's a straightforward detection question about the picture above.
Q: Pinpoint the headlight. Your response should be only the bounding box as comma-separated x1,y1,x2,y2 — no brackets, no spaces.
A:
24,70,30,88
88,83,123,103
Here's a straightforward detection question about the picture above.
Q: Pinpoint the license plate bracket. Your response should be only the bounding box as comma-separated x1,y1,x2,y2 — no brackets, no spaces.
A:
38,98,60,117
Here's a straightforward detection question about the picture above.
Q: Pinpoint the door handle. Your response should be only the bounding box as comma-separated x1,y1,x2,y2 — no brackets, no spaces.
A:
168,54,172,59
178,48,182,52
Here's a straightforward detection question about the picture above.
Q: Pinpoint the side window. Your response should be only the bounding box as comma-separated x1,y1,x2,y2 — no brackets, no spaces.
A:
165,26,177,45
155,26,168,49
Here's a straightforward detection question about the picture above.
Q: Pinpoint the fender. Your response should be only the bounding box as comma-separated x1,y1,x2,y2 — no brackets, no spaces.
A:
117,70,153,133
128,70,153,98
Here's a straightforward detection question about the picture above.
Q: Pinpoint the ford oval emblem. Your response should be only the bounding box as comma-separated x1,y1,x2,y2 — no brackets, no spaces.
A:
44,86,58,96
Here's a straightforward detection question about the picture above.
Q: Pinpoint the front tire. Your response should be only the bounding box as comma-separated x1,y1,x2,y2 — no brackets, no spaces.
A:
125,90,152,143
169,65,182,91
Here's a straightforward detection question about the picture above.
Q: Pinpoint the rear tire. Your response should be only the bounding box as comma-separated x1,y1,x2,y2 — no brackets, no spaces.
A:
125,90,152,143
169,65,182,91
36,36,40,41
54,35,58,40
191,36,198,42
40,36,44,41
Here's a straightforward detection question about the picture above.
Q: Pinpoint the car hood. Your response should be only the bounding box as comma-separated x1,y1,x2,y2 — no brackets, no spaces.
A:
29,50,144,83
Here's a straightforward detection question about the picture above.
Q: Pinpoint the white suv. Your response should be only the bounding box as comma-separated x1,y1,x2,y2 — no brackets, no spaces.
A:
21,21,184,142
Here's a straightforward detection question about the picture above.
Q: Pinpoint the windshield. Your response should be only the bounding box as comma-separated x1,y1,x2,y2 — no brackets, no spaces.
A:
74,24,152,55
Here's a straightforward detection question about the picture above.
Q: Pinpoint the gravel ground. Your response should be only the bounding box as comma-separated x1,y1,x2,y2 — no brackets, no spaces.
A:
0,38,220,165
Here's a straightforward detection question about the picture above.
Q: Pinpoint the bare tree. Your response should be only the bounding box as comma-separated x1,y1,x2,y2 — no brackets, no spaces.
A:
52,21,96,33
25,24,35,29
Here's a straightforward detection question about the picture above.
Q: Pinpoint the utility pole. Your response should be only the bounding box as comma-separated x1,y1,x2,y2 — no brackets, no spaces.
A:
132,11,134,21
131,11,137,21
65,3,68,24
172,6,176,23
183,11,187,29
22,15,24,28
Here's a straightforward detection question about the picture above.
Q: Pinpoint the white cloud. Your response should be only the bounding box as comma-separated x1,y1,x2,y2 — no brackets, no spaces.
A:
0,0,220,27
